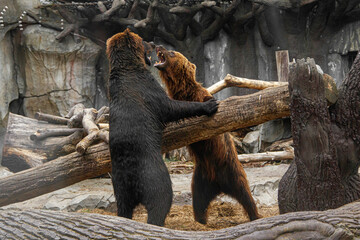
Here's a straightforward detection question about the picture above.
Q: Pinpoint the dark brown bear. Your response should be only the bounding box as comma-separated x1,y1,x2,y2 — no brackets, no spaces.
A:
154,45,260,224
106,29,218,226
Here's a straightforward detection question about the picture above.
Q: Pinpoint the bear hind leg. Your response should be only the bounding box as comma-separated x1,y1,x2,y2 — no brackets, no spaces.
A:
114,193,138,219
146,201,171,226
226,176,260,221
111,175,138,219
142,165,173,227
192,167,220,224
144,187,172,226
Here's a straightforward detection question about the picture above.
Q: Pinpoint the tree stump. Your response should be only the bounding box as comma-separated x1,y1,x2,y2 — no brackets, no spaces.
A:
278,54,360,213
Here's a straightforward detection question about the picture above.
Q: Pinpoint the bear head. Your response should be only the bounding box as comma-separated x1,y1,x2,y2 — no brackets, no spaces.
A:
154,45,196,75
106,29,152,68
154,45,199,97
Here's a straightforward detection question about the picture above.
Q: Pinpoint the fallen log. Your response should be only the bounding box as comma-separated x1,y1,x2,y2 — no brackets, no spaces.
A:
0,85,290,207
238,149,294,163
162,85,290,151
0,199,359,239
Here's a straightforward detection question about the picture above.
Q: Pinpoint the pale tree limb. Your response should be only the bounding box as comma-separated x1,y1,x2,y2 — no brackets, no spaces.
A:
34,112,69,125
29,128,82,141
75,108,100,154
207,74,288,95
238,149,294,163
208,72,338,106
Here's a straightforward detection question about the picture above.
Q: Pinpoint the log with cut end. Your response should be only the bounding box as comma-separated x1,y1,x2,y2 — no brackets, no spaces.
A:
0,85,290,207
0,200,359,239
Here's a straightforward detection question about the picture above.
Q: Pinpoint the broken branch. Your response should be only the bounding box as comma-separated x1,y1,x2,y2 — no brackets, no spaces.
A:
207,74,288,94
34,112,69,125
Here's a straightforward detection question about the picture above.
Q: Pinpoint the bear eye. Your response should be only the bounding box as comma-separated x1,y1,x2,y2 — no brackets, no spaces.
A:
169,51,175,57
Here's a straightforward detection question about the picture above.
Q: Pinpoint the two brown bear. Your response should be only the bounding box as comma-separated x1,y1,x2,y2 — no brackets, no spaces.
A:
106,30,218,226
154,46,260,223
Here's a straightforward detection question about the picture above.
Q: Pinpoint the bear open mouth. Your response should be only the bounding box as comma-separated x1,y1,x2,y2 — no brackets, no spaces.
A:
154,50,166,67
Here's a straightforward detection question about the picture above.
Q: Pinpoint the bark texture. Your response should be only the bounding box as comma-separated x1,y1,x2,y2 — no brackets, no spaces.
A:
0,200,359,239
278,55,360,213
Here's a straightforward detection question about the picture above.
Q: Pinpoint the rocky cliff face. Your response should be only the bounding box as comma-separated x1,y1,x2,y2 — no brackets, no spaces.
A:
18,25,102,117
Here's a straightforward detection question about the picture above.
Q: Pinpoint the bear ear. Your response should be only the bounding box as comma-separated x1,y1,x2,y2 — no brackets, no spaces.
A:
190,62,196,71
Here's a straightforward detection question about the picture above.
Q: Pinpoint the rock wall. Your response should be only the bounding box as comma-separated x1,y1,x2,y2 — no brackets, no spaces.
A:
17,25,102,117
0,23,18,162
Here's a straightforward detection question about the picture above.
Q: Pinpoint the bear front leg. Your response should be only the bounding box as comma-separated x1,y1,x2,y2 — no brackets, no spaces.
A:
192,167,220,224
163,98,218,123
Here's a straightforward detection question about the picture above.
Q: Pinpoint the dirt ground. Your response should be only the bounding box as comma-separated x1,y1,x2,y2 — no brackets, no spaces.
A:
80,202,279,231
79,158,280,231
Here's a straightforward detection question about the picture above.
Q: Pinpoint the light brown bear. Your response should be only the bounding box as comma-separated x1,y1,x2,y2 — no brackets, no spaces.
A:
154,45,260,224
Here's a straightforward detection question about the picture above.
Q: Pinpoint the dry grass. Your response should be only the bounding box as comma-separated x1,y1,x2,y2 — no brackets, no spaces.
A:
79,156,281,231
78,202,279,231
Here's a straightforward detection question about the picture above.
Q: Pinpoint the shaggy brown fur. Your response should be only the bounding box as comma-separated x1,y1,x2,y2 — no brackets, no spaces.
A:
154,45,260,224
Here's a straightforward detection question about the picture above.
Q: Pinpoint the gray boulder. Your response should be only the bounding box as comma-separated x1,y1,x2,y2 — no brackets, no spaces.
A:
242,130,260,153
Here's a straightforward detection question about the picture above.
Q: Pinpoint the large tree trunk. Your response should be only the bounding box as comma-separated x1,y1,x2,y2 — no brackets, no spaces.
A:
0,85,290,207
278,55,360,213
0,200,359,239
